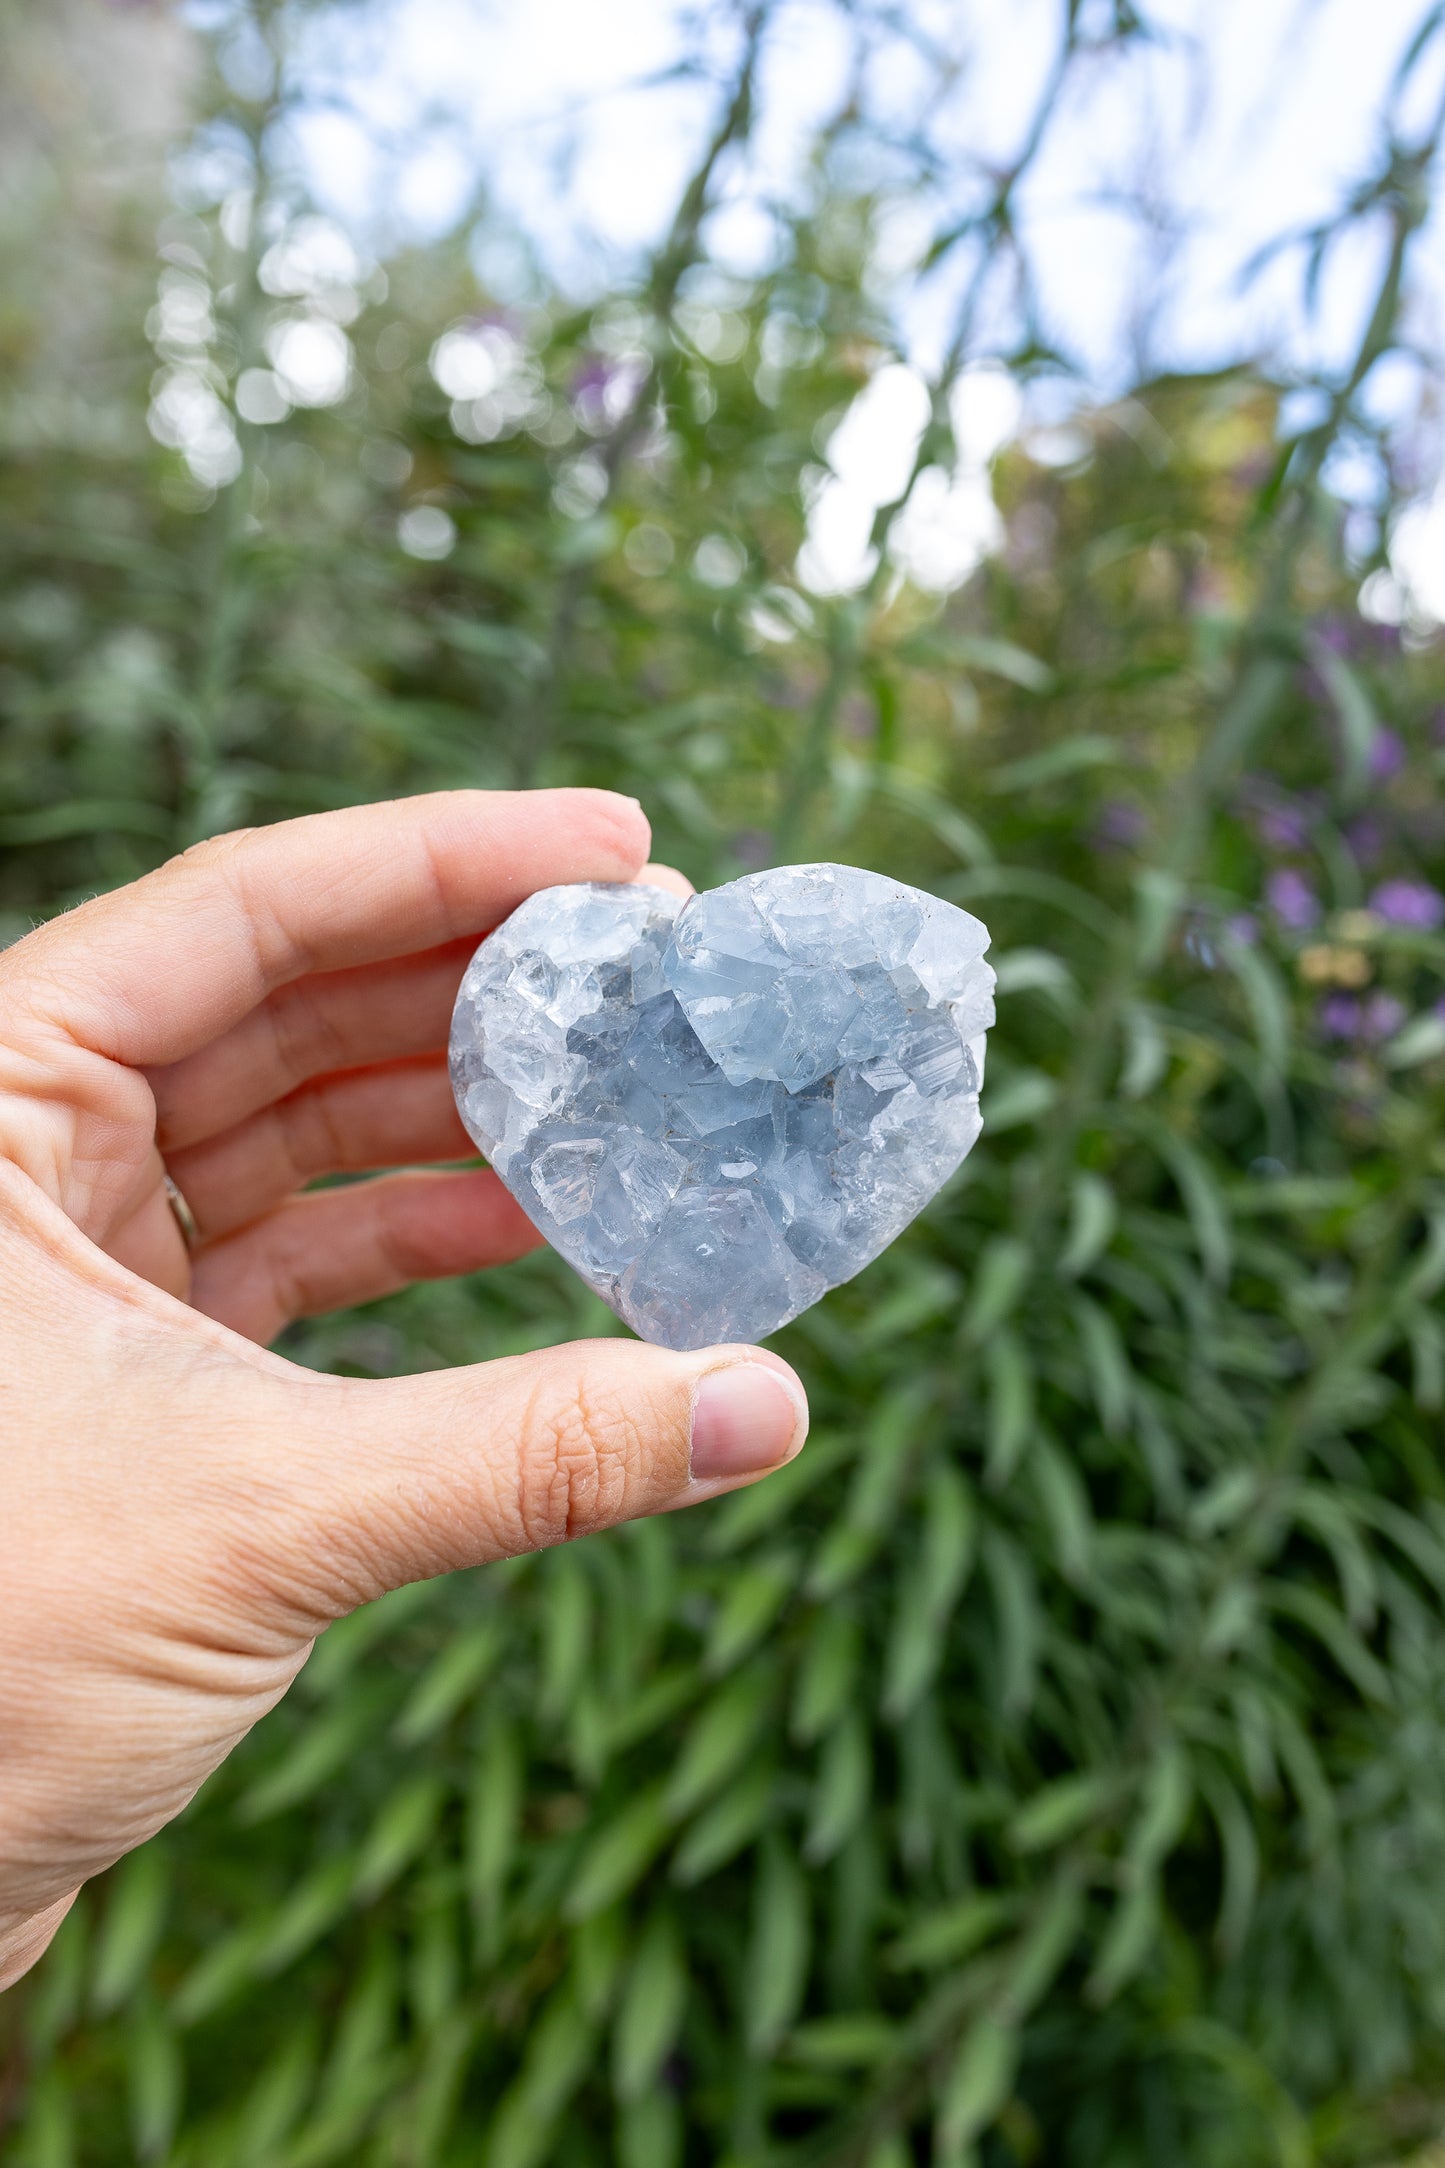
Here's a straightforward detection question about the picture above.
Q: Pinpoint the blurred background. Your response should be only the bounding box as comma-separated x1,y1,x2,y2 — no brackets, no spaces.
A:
6,1,1445,2161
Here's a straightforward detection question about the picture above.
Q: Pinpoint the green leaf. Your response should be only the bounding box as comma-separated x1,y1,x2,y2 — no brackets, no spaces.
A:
255,1859,357,1975
1004,1872,1086,2016
937,2013,1019,2150
393,1619,505,1745
92,1846,169,2015
467,1718,523,1917
487,1989,595,2168
665,1667,773,1817
988,735,1119,790
126,2002,183,2163
805,1712,871,1862
991,946,1080,1014
887,1894,1013,1972
1071,1295,1132,1436
1028,1435,1093,1582
744,1842,811,2055
1058,1172,1118,1277
984,1328,1034,1488
882,1462,976,1717
1308,638,1379,799
982,1531,1040,1720
964,1236,1032,1341
539,1549,593,1722
1199,1769,1259,1958
1009,1771,1117,1854
792,1609,862,1743
237,1692,387,1823
671,1764,776,1886
613,1910,688,2102
861,1259,962,1342
788,2015,898,2067
1087,1878,1160,2003
704,1554,796,1673
1385,1012,1445,1068
1219,931,1290,1075
980,1069,1058,1132
1266,1583,1392,1705
917,630,1056,693
353,1775,447,1902
1119,1002,1168,1098
566,1788,671,1919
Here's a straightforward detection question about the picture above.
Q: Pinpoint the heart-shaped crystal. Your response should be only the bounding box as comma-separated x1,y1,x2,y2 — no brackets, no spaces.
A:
449,864,994,1350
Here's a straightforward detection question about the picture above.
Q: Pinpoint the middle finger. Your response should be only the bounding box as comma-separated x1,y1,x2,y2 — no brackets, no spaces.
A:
150,938,476,1155
164,1054,472,1241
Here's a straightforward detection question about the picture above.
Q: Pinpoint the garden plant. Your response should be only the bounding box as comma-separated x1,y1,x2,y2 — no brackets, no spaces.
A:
5,4,1445,2163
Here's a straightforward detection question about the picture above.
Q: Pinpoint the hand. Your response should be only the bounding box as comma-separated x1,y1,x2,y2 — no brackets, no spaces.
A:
0,790,808,1988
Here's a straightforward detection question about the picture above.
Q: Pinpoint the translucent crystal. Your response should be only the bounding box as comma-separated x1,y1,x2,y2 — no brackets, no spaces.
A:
449,864,994,1350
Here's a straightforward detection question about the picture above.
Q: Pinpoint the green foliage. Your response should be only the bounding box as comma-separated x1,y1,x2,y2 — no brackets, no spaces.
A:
5,5,1445,2163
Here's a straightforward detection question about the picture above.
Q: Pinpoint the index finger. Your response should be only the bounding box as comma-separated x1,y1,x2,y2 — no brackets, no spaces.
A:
2,789,652,1066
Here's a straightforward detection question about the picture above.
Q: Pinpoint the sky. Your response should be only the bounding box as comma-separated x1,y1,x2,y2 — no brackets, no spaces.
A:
193,0,1445,605
273,0,1445,387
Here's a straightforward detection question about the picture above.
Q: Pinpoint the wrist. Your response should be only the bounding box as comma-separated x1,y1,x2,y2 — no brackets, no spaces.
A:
0,1891,78,1992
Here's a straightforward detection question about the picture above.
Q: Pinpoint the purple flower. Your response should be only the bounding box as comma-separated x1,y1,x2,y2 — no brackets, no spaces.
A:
1318,994,1361,1040
1093,800,1149,852
1321,991,1409,1045
1225,912,1259,946
1369,878,1445,930
1361,992,1407,1043
1313,614,1358,657
1238,780,1319,853
570,356,615,399
1344,814,1388,868
1266,868,1321,932
731,828,774,870
1369,729,1407,783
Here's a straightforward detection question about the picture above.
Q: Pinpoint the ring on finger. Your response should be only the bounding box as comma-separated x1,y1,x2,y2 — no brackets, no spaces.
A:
162,1168,201,1253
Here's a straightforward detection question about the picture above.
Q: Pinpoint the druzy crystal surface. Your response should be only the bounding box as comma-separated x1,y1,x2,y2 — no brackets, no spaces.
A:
449,865,994,1350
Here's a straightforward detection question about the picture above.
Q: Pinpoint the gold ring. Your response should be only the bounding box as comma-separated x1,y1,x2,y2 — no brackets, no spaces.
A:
162,1169,200,1253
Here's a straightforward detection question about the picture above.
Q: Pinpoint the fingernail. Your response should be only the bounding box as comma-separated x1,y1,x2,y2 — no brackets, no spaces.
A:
690,1363,809,1481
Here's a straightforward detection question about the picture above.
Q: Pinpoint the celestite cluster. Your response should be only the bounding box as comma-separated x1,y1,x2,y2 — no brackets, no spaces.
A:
449,864,995,1350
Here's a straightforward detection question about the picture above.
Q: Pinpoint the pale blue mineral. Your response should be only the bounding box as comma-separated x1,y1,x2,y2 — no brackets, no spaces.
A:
449,864,994,1350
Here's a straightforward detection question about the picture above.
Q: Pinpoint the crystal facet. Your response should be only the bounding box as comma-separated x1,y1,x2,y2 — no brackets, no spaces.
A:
449,864,994,1350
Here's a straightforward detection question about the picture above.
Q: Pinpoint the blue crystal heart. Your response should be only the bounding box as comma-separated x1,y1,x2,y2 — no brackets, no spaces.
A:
449,864,994,1350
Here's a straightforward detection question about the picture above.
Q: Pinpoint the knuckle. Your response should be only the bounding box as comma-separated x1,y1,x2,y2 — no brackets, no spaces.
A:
176,827,257,869
269,979,347,1091
514,1366,646,1548
562,789,650,871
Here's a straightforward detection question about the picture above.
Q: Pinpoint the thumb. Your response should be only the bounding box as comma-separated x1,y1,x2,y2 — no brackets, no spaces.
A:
238,1337,810,1623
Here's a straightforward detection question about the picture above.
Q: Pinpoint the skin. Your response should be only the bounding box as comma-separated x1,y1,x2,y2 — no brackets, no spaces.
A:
0,789,808,1990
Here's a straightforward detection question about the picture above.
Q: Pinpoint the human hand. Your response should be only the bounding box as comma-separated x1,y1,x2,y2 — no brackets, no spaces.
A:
0,791,808,1988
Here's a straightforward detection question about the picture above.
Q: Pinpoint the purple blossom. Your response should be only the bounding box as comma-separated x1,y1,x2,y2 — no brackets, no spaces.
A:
1313,614,1356,657
1369,728,1407,783
1369,878,1445,931
570,356,615,399
1318,994,1361,1040
1093,800,1149,852
1266,868,1321,932
1319,991,1409,1045
731,828,774,870
840,694,876,741
1362,992,1407,1042
1238,779,1318,853
1344,814,1388,869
